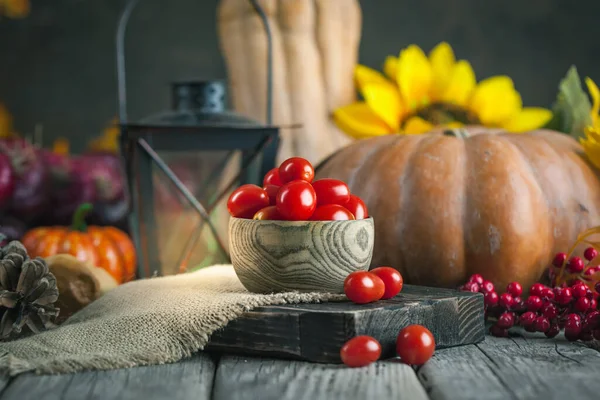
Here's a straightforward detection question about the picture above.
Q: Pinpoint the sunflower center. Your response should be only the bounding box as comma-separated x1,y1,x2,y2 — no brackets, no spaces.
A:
410,102,481,126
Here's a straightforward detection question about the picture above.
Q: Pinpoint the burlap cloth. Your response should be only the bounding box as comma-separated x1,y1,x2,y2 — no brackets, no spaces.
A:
0,265,343,376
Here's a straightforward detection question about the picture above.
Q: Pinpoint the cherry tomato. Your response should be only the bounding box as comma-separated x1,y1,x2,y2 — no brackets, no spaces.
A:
263,168,282,187
263,184,280,205
370,267,403,299
340,335,382,368
396,325,435,366
279,157,314,184
227,184,270,219
344,271,385,304
312,178,350,206
253,206,283,220
343,194,368,219
310,204,355,221
276,180,317,220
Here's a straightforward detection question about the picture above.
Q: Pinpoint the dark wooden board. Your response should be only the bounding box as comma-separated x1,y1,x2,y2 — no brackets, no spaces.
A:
206,284,484,363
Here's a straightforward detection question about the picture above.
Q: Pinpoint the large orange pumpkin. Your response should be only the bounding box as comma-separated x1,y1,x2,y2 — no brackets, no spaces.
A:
316,127,600,290
21,203,136,284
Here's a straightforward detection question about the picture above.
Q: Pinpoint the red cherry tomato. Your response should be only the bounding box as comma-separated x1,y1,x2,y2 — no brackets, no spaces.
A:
370,267,403,299
310,204,355,221
343,271,385,304
279,157,314,184
227,184,270,219
263,184,280,205
276,180,317,220
263,168,282,187
312,178,350,206
343,194,368,219
396,325,435,366
252,206,283,221
253,206,283,220
340,335,382,368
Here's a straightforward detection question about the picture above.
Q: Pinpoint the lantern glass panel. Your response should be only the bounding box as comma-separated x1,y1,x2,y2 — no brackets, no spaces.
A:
147,147,236,275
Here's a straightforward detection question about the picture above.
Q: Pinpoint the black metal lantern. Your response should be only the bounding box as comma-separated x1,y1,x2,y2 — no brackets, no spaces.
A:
115,0,279,279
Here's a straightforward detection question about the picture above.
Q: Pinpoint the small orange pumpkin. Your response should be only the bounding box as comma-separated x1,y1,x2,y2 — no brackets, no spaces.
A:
21,203,136,284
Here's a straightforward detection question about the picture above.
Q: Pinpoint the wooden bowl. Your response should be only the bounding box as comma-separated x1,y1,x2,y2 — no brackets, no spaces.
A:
229,217,374,294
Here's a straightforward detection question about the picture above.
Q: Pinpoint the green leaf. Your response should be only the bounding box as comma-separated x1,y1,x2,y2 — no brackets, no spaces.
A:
550,66,593,139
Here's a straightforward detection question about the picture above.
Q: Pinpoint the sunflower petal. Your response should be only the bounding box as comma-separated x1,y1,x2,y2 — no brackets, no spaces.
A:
469,76,522,125
397,45,433,110
442,60,476,107
501,107,553,133
429,42,456,101
383,56,398,81
585,126,600,143
585,77,600,125
333,102,393,139
580,137,600,169
355,65,389,93
361,82,403,131
402,116,435,135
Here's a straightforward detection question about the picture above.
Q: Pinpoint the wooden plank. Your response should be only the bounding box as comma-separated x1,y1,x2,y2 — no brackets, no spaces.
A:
212,355,429,400
0,353,216,400
418,332,600,400
207,284,484,363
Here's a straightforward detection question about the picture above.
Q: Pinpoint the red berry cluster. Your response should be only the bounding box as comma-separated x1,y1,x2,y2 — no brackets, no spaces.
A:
549,247,600,290
460,271,600,341
227,157,368,221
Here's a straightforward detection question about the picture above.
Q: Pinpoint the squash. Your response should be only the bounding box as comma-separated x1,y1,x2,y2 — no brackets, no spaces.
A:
315,127,600,290
45,254,118,323
217,0,361,166
21,203,137,284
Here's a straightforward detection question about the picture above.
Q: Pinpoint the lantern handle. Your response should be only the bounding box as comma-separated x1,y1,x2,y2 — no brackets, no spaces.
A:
116,0,274,126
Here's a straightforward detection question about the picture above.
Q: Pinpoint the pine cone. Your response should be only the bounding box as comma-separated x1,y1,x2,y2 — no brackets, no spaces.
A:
0,240,59,340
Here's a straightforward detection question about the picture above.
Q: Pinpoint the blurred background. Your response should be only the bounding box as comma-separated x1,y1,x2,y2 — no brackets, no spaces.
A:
1,0,599,152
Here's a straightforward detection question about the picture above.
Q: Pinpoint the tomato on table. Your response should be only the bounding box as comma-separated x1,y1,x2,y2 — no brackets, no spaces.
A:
343,194,368,219
310,204,355,221
396,325,435,365
370,267,403,299
312,178,350,206
227,184,270,219
276,180,317,220
340,335,382,368
279,157,314,184
344,271,385,304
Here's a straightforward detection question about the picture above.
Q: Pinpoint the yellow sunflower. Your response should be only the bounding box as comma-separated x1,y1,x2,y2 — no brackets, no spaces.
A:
334,42,553,138
579,78,600,168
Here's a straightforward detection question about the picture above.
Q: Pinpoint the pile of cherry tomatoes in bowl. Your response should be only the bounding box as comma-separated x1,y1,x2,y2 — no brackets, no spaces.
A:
340,266,436,368
227,156,368,221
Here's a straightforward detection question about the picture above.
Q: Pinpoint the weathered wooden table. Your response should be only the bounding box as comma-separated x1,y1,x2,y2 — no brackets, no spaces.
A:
4,331,600,400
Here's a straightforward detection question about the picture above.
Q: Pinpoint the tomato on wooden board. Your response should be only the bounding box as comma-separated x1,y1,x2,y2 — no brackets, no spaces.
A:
276,180,317,220
340,335,382,368
263,168,282,187
312,178,350,206
310,204,355,221
371,267,403,299
227,184,270,219
396,325,435,366
279,157,314,184
263,184,280,205
343,194,368,219
343,271,385,304
253,206,283,220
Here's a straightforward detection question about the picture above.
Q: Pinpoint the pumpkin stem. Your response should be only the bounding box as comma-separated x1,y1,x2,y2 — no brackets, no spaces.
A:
71,203,93,232
443,128,470,139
